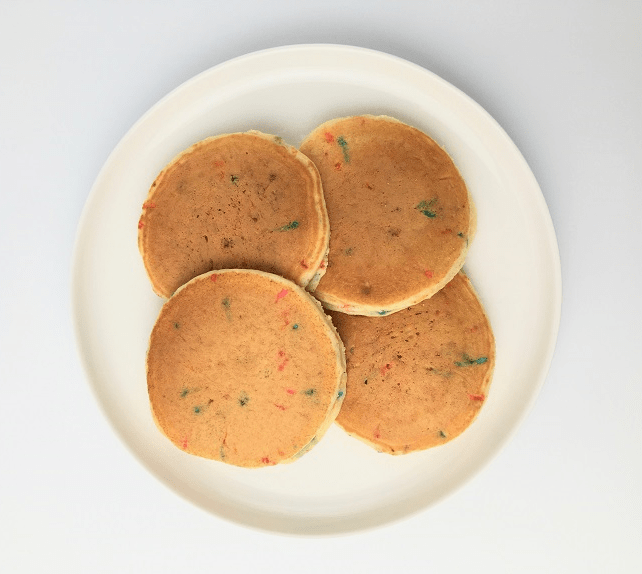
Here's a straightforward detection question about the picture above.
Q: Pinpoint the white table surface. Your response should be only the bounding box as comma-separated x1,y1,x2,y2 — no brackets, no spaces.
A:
1,2,640,572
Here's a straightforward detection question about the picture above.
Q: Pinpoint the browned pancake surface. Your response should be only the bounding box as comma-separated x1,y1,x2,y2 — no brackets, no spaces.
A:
146,269,346,467
300,115,475,316
330,272,494,454
139,132,329,298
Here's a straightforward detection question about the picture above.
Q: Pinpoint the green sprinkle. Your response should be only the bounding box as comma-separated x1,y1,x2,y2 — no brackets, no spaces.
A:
439,430,447,438
292,324,299,330
222,297,232,320
277,220,299,231
338,390,344,399
238,392,250,407
377,310,388,316
303,389,316,396
173,322,180,329
457,232,465,238
416,199,437,218
454,353,488,367
273,136,283,144
193,406,201,414
219,446,226,459
180,388,189,398
337,136,350,162
230,175,239,185
344,247,354,256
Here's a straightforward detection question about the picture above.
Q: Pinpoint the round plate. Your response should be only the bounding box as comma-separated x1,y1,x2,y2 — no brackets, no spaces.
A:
72,45,561,535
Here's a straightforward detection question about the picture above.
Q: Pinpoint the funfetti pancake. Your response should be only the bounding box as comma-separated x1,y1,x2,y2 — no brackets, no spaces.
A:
146,269,347,467
329,272,494,454
300,115,476,316
138,131,330,299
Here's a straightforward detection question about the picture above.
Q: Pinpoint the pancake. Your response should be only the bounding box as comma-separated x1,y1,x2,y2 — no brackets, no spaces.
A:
146,269,347,467
138,131,330,299
329,272,494,454
300,115,476,316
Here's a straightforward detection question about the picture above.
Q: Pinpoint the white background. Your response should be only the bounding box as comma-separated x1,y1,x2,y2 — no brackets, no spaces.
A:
1,1,640,572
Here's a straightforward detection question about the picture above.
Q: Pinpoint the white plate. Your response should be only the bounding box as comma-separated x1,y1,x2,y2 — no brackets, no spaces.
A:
72,45,561,535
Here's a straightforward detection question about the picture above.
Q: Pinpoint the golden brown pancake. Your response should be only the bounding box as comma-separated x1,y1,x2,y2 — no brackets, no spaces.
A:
138,131,330,299
300,115,476,316
329,272,494,454
146,269,346,467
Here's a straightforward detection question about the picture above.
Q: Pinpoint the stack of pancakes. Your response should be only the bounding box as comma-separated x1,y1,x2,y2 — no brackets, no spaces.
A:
139,116,494,466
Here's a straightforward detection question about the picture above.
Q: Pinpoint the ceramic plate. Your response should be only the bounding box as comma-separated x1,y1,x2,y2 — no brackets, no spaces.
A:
72,45,561,535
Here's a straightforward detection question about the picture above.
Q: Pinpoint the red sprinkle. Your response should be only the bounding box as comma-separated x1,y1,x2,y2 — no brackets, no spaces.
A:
300,259,309,269
210,274,217,282
181,437,188,449
275,288,289,303
324,132,334,143
286,389,296,395
142,202,156,209
424,269,434,278
137,219,144,229
374,424,381,439
380,363,393,376
261,457,271,464
335,162,342,171
214,160,225,167
469,393,486,401
274,403,286,411
278,358,289,371
319,260,326,269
